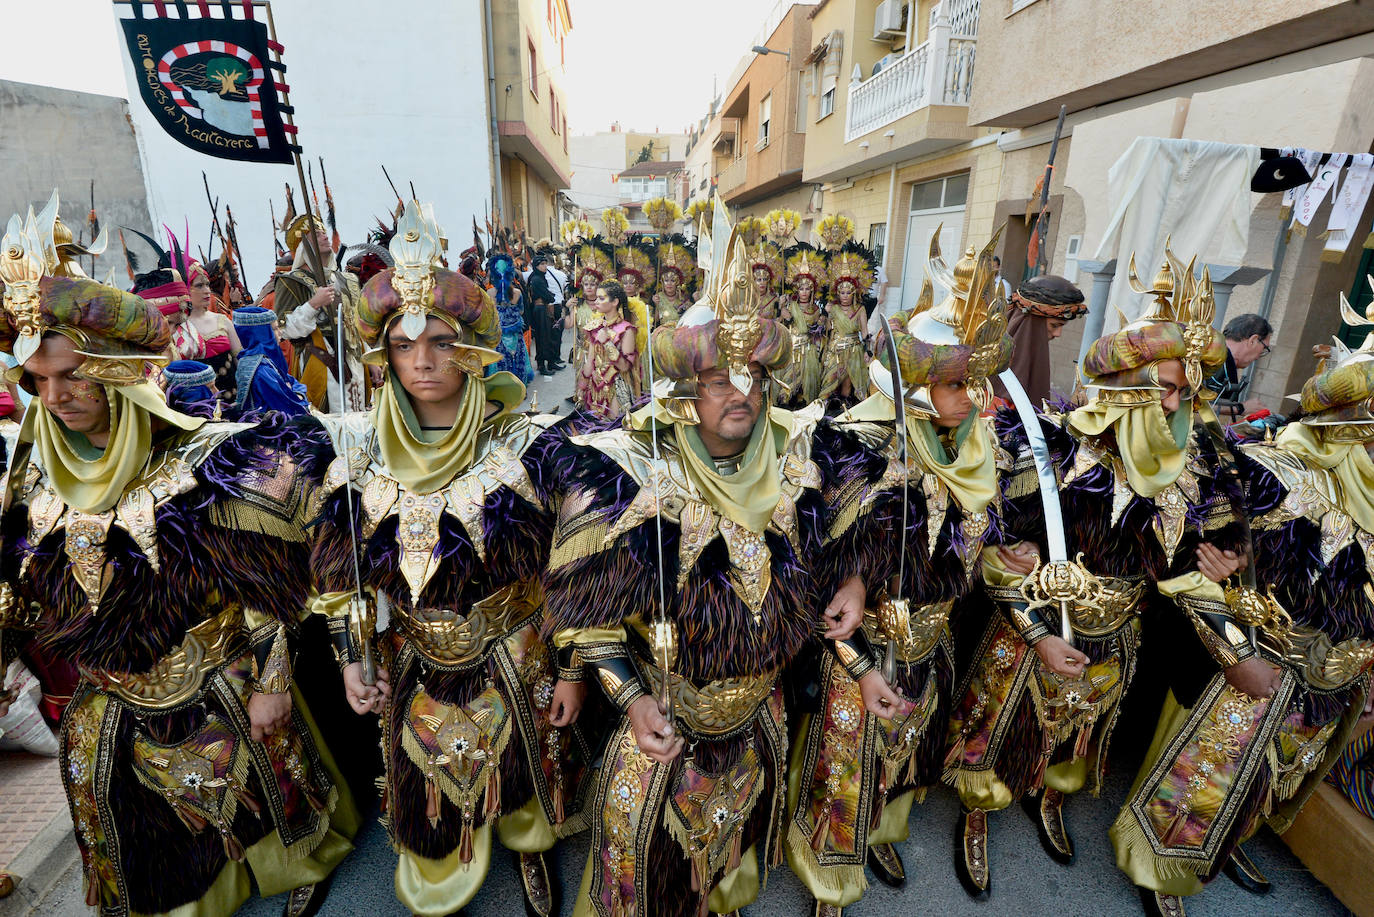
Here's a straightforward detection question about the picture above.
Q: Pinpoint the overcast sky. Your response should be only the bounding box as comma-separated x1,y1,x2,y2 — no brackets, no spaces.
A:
2,0,788,137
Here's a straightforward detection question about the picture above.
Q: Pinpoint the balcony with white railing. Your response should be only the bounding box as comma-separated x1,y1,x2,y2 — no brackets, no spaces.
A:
845,0,979,143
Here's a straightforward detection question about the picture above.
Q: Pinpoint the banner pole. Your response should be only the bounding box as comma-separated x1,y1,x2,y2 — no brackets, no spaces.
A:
257,0,326,285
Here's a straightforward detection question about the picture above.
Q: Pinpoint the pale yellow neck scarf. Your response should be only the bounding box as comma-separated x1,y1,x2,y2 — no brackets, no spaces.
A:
629,401,788,534
26,382,204,514
1276,422,1374,535
373,369,526,495
842,392,998,514
1067,397,1191,498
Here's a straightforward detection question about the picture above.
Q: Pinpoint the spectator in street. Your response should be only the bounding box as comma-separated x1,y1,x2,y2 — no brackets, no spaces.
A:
992,273,1088,407
543,249,570,369
525,254,561,377
1205,312,1272,419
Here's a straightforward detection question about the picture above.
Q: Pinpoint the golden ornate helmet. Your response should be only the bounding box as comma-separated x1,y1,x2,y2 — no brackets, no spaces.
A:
881,224,1013,414
356,200,501,372
651,223,792,410
1080,240,1227,398
285,213,327,255
1299,279,1374,438
815,213,855,252
642,197,683,235
0,199,170,384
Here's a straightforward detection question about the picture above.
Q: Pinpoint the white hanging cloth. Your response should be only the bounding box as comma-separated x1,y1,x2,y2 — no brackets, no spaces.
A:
1092,137,1258,333
1323,153,1374,262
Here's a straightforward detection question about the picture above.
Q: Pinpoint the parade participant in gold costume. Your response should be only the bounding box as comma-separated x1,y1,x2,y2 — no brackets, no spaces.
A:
944,249,1253,901
787,233,1013,917
778,244,828,407
574,280,644,420
273,214,368,412
1112,293,1374,917
0,198,355,917
308,201,589,917
749,240,784,322
818,240,877,405
567,238,615,373
651,235,696,326
543,218,877,917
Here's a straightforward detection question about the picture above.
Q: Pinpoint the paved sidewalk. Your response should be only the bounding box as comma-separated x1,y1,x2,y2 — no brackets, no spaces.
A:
0,753,65,870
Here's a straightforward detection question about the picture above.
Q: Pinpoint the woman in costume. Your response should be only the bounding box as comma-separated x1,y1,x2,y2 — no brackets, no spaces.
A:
819,241,876,405
567,238,615,372
172,233,242,404
944,250,1256,902
788,237,1014,917
488,250,535,385
309,201,588,917
1111,303,1374,917
0,204,355,917
575,280,642,420
232,307,312,418
651,234,695,326
778,244,828,407
749,240,784,321
124,230,206,362
543,225,880,917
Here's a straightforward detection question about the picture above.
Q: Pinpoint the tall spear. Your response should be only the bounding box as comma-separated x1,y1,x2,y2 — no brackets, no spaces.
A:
224,204,249,299
1026,104,1068,278
319,156,342,253
270,199,286,260
202,172,227,260
86,180,100,277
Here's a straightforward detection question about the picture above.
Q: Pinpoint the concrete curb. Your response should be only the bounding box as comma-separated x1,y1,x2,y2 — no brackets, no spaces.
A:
0,808,77,917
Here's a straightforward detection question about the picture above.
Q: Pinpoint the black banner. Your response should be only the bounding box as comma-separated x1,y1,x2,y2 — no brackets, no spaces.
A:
118,3,296,164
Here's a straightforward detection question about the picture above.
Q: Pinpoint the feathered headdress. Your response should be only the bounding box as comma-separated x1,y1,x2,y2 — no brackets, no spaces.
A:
784,242,828,293
615,237,657,294
828,241,876,297
643,197,683,235
601,206,630,245
683,199,714,236
572,237,615,289
748,240,784,286
735,216,766,247
561,218,594,245
657,233,696,286
815,213,855,251
763,209,801,246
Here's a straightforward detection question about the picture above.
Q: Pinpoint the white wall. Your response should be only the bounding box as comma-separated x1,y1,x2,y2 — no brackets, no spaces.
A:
116,0,492,292
568,133,628,214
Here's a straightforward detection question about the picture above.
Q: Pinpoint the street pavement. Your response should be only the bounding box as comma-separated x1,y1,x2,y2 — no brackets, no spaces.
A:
1,360,1358,916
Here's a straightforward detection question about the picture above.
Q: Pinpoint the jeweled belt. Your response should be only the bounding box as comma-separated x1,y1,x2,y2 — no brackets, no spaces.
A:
642,662,777,737
80,606,244,710
865,597,954,662
394,579,544,667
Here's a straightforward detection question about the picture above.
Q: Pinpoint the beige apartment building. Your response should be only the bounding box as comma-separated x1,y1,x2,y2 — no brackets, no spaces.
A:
714,4,818,226
972,0,1374,408
490,0,575,238
800,0,992,307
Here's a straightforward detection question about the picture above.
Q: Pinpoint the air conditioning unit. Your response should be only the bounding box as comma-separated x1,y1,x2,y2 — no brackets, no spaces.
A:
873,0,903,38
